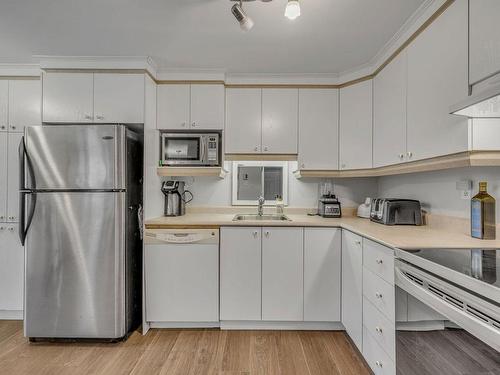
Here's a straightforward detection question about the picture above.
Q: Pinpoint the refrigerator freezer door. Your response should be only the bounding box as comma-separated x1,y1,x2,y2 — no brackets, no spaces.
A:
24,125,125,190
24,191,126,339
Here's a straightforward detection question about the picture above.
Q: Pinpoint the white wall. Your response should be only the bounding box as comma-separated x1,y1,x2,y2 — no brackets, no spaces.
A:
377,167,500,221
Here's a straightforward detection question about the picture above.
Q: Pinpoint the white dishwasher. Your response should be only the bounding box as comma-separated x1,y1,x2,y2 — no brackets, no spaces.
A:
144,228,219,327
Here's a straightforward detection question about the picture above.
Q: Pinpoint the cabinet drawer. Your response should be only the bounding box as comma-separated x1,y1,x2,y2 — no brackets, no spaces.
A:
363,239,394,284
363,326,396,375
363,297,396,360
363,267,395,322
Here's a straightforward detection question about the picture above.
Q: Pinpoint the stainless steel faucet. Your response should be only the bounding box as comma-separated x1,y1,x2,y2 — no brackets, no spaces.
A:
258,195,265,216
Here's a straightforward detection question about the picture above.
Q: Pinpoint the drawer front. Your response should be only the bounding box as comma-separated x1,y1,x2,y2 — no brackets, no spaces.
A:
363,326,396,375
363,297,396,360
363,267,395,322
363,239,394,284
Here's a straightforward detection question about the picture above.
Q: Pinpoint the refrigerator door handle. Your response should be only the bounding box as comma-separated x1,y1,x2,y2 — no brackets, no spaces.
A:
18,136,37,245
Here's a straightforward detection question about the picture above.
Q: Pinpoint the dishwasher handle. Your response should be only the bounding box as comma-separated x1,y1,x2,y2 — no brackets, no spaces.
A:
145,230,219,245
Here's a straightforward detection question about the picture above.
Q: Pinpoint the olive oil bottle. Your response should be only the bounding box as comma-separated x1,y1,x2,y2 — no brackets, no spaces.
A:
471,182,496,239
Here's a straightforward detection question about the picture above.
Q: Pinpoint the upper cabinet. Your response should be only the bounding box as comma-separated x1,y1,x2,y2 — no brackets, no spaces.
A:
373,51,407,168
157,84,224,130
0,79,41,133
406,0,468,162
42,72,145,124
93,73,145,124
298,89,338,170
262,89,298,154
340,80,372,170
225,88,298,154
469,0,500,85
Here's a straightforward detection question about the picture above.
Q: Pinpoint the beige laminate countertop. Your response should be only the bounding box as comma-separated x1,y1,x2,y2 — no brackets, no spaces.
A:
145,213,500,249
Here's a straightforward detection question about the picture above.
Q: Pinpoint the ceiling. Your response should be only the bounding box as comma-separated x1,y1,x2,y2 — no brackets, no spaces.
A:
0,0,426,74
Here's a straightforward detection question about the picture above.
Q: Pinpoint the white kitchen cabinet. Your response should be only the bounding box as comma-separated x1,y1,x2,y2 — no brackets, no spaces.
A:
342,230,363,351
469,0,500,85
93,73,144,124
373,51,407,167
220,227,262,321
157,84,190,130
406,0,468,161
0,133,7,221
298,89,339,170
145,240,219,323
42,72,94,123
0,81,9,132
471,119,500,150
262,89,298,154
262,227,303,321
340,80,372,170
0,223,24,315
225,88,262,153
304,228,341,322
7,133,22,222
190,84,224,130
8,80,41,133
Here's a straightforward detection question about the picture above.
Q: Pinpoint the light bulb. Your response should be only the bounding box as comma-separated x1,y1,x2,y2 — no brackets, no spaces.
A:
285,0,301,20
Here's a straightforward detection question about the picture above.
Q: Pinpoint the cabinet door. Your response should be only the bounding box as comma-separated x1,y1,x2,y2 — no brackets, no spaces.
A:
225,88,262,153
220,227,262,321
340,81,373,170
157,84,190,130
406,0,468,161
7,133,22,222
304,228,341,322
93,73,145,124
145,242,219,322
262,89,298,154
298,89,339,170
42,72,94,123
0,133,7,221
0,224,24,312
190,84,224,130
341,230,363,351
0,81,8,132
373,51,407,167
8,79,41,133
262,227,303,321
469,0,500,85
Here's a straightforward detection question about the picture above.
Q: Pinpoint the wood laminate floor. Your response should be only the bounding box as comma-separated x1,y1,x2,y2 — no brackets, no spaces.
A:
0,321,370,375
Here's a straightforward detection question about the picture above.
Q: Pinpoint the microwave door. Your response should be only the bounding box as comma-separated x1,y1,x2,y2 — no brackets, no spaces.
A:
163,135,203,165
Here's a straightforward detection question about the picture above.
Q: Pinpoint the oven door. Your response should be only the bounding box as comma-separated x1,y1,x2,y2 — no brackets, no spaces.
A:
161,134,207,166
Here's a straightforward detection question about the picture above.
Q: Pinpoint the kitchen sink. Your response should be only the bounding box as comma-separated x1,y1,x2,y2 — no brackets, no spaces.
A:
232,214,291,221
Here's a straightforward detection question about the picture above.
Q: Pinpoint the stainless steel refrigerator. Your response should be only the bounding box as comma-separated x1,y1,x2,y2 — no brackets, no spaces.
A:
19,124,143,341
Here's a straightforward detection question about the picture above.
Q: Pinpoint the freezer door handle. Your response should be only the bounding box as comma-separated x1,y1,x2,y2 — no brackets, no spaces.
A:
18,136,37,245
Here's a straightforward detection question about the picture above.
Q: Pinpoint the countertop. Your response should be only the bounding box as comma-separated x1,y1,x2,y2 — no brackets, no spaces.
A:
145,213,500,249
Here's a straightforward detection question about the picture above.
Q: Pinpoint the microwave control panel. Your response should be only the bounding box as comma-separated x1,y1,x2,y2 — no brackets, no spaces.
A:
207,136,218,162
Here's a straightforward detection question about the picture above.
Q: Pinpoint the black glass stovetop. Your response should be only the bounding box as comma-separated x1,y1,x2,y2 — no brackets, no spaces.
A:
400,248,499,288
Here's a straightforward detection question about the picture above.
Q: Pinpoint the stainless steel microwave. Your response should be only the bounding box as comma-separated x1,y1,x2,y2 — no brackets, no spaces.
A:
160,132,221,166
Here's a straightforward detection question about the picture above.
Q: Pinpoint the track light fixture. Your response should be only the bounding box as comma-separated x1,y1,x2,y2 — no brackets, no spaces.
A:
230,0,300,31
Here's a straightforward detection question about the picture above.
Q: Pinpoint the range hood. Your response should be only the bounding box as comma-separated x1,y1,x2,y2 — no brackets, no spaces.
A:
450,76,500,118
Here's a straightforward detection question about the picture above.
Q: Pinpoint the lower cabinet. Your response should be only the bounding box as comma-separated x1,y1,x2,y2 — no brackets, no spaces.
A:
341,230,363,350
220,226,342,323
0,223,24,318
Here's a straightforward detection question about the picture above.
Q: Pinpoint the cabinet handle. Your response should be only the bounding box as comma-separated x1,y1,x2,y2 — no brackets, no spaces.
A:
252,231,258,238
84,114,93,120
301,163,305,169
264,146,268,152
264,231,270,237
407,151,413,158
355,240,361,246
398,153,404,160
181,122,186,127
0,125,5,130
375,326,383,333
8,216,15,220
375,292,383,299
0,215,4,220
10,125,16,130
8,227,14,232
191,122,196,127
0,226,4,231
375,361,383,368
341,163,346,169
376,259,383,264
96,115,104,120
254,146,259,152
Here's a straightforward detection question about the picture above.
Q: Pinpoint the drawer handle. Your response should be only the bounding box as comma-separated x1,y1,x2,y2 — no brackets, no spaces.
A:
376,259,383,264
375,326,383,333
355,240,361,246
375,360,383,368
375,292,383,299
252,231,258,238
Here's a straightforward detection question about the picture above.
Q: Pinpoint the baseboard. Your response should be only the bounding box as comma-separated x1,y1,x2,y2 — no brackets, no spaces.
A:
0,310,23,320
220,321,344,330
149,322,221,329
396,320,445,331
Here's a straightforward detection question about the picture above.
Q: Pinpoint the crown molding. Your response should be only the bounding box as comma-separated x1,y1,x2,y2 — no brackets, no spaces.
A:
225,72,340,85
156,68,226,82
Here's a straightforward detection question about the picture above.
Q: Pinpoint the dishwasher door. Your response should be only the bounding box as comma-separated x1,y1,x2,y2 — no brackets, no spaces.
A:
144,229,219,325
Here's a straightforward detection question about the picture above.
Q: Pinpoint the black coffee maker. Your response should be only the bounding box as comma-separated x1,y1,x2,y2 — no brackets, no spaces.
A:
161,181,193,216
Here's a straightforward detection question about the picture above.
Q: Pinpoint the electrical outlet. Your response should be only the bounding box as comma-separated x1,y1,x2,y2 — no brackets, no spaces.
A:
461,190,471,200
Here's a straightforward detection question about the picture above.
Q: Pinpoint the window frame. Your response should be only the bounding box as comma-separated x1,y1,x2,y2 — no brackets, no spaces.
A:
231,161,289,206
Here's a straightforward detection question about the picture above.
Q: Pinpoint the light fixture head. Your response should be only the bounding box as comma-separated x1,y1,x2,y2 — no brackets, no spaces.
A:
231,2,254,31
285,0,301,20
